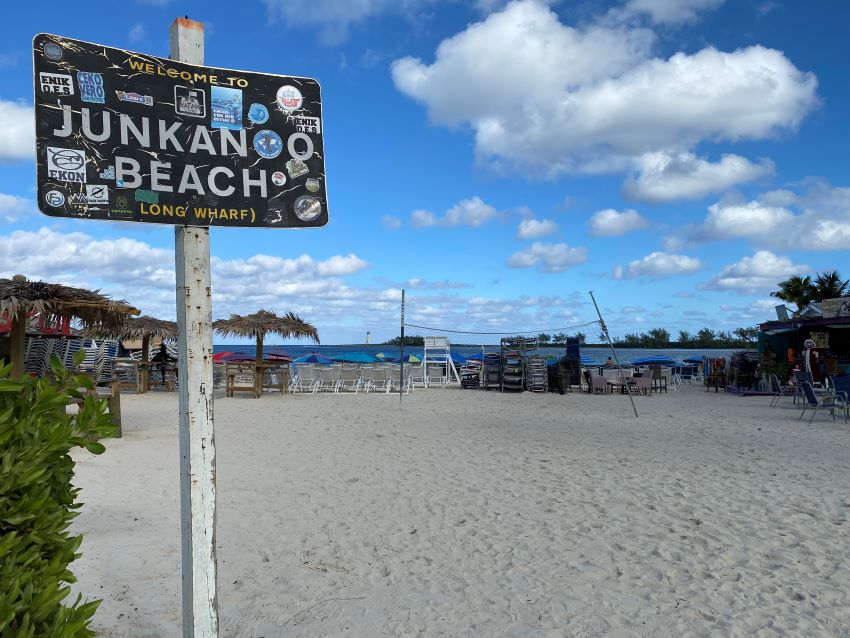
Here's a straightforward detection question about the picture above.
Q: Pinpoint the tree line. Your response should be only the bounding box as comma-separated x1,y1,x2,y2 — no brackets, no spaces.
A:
612,327,758,349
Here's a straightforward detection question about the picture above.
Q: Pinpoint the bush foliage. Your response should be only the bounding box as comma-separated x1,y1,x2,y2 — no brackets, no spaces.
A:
0,353,115,637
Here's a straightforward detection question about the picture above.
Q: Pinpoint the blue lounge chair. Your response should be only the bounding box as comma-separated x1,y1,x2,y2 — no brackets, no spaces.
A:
799,381,848,424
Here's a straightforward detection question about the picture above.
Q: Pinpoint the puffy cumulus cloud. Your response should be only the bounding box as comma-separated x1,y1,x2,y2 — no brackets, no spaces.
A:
506,242,587,273
620,0,724,24
702,250,808,294
621,306,645,314
409,196,498,228
613,251,701,279
262,0,437,44
692,181,850,251
0,100,34,162
623,152,774,203
0,193,33,222
588,208,649,236
693,200,793,241
392,0,817,189
517,218,558,240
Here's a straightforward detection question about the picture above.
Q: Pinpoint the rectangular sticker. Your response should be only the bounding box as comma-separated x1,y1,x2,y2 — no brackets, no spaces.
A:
85,184,108,204
39,72,74,96
291,116,321,134
210,86,242,130
46,147,86,182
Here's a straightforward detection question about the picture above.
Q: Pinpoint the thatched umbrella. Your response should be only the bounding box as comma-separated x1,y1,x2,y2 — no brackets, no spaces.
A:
88,315,178,391
0,274,139,377
212,309,319,364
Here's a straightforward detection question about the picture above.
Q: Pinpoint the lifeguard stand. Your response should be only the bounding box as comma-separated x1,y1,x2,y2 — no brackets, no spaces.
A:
423,335,460,386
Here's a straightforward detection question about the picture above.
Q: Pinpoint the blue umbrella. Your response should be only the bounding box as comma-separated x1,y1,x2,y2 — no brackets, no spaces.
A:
333,352,380,363
294,353,334,364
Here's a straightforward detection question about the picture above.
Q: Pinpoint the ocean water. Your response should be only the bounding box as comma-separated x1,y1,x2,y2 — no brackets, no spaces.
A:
213,344,738,365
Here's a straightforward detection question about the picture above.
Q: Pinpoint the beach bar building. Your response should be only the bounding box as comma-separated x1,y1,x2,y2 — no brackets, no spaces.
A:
758,298,850,376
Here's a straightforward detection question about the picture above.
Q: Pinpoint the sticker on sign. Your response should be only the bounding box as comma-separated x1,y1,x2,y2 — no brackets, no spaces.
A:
39,72,74,96
47,147,86,182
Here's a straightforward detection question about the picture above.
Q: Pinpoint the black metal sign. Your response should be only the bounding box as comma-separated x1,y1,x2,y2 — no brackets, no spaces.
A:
33,33,328,228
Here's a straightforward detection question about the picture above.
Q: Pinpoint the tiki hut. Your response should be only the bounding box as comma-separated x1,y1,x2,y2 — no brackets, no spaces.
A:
212,309,319,364
87,315,178,392
0,275,139,377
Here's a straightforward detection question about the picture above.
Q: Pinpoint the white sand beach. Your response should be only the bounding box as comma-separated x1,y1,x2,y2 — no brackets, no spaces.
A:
70,386,850,637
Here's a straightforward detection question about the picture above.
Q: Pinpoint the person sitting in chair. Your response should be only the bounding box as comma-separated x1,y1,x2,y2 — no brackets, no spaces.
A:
151,343,176,384
604,356,615,367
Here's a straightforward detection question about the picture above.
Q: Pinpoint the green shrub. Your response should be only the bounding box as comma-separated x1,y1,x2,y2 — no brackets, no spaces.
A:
761,360,793,384
0,353,115,637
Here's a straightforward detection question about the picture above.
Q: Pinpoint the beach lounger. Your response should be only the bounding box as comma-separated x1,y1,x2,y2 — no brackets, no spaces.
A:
799,381,847,424
369,367,392,393
589,374,610,395
315,366,340,393
294,363,319,393
426,364,445,388
407,365,426,391
336,366,362,394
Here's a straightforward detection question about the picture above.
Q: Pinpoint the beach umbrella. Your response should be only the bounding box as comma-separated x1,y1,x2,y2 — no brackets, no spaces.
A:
213,309,319,366
266,348,293,359
333,352,380,363
0,274,139,377
212,351,235,362
220,353,257,363
294,353,334,364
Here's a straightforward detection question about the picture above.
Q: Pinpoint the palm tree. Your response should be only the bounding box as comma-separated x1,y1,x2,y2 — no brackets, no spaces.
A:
770,275,814,310
811,271,849,301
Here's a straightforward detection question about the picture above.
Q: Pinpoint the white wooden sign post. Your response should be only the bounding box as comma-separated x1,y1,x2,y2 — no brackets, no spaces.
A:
170,18,219,638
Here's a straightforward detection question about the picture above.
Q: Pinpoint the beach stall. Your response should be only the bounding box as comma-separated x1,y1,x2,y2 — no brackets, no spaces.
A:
0,275,138,379
758,299,850,384
213,309,319,397
88,315,178,392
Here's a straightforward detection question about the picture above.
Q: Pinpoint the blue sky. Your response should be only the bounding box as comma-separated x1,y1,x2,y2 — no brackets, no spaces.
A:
2,0,848,344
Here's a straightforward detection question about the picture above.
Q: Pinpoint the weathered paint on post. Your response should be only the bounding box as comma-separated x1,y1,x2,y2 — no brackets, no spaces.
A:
171,18,219,638
10,309,26,378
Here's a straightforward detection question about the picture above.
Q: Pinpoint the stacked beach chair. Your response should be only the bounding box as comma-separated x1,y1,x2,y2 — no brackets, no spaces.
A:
482,352,501,390
525,355,547,392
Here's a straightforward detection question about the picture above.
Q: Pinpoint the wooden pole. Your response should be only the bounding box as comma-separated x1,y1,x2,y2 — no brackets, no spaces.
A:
141,334,150,393
170,17,219,638
10,309,27,378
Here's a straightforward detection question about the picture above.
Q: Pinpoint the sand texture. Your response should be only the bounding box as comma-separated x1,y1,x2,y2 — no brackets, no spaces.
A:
69,385,850,637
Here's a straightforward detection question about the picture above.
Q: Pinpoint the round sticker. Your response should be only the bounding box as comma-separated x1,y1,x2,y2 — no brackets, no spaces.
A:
45,190,65,207
305,178,320,193
271,171,287,186
253,130,283,159
248,103,269,124
43,42,63,61
293,195,322,222
276,85,303,112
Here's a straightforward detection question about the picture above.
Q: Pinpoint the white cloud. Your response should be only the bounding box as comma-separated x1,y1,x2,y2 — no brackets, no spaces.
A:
623,151,774,202
0,193,32,222
588,208,649,236
382,215,402,229
692,181,850,251
410,209,438,227
263,0,436,45
621,305,645,313
392,0,817,182
621,0,725,24
506,242,587,273
695,200,794,240
613,251,702,279
517,218,558,240
405,278,469,290
0,227,369,320
702,250,809,294
128,24,146,44
409,196,498,228
0,100,34,162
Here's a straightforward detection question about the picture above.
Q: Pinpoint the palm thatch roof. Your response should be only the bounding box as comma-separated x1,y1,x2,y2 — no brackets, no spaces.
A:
86,315,177,340
0,275,139,332
212,309,319,343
